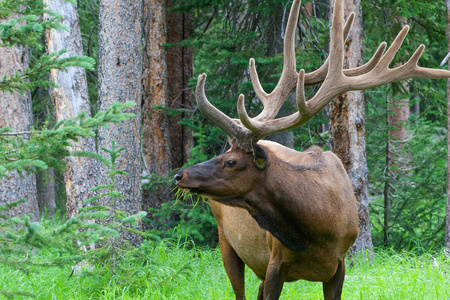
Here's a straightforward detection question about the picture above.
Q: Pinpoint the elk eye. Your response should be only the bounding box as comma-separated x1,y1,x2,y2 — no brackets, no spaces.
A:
225,159,236,168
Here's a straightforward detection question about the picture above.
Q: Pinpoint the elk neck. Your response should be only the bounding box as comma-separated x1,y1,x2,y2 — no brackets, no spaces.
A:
237,146,334,253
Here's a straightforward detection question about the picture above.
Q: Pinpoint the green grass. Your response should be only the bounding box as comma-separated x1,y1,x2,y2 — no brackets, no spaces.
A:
1,242,450,299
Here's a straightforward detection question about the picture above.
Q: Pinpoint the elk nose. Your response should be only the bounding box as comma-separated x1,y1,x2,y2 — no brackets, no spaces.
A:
174,172,183,184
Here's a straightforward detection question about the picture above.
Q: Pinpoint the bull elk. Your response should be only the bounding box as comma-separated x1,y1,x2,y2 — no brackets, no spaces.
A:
174,0,450,299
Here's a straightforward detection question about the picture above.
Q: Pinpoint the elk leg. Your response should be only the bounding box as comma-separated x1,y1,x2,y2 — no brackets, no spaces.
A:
262,262,286,300
257,281,264,300
322,259,346,300
217,228,246,300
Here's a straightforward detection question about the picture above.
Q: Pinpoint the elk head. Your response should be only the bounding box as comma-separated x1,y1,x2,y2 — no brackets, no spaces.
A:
175,141,269,203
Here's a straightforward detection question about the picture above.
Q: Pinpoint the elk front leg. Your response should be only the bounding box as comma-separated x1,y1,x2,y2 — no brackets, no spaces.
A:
322,259,346,300
262,260,287,300
217,228,246,300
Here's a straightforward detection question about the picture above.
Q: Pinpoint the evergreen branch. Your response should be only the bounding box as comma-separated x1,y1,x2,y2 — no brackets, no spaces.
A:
0,102,136,178
0,50,95,94
0,2,67,50
72,151,110,167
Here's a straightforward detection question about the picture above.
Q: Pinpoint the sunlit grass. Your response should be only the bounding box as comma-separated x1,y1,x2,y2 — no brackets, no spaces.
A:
1,242,450,299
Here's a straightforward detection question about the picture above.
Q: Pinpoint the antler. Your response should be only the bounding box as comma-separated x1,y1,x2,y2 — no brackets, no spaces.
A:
196,0,450,152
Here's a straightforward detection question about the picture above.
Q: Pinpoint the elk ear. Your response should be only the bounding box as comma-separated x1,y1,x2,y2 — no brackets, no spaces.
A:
229,138,240,151
252,144,269,170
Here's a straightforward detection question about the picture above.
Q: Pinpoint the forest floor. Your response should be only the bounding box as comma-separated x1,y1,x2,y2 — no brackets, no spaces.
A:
1,241,449,299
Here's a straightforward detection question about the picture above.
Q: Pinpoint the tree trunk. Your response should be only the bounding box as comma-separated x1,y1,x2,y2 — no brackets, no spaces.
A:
0,16,39,221
167,0,194,169
98,0,143,245
383,17,410,247
328,0,373,254
384,85,410,246
445,0,450,253
142,0,174,211
36,168,56,218
43,0,99,218
387,17,411,177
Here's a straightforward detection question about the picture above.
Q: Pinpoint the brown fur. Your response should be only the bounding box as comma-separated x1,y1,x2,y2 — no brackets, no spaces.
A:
175,140,358,299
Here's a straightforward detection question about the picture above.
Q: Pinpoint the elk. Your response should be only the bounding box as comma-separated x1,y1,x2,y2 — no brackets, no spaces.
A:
174,0,450,299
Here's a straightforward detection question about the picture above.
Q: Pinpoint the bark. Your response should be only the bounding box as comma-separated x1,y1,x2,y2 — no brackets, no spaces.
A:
98,0,143,246
0,15,39,221
328,0,373,254
445,0,450,253
36,168,56,218
43,0,99,218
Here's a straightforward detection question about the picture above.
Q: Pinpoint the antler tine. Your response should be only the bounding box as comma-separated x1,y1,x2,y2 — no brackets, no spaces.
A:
407,46,450,79
249,0,301,122
373,26,410,71
237,69,308,140
358,28,450,83
237,68,308,140
307,40,387,85
336,25,450,90
303,12,388,85
304,12,354,85
296,69,308,116
195,74,253,151
327,0,346,79
237,94,258,133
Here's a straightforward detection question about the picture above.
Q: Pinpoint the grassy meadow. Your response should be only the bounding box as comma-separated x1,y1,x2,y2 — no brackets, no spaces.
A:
1,241,449,299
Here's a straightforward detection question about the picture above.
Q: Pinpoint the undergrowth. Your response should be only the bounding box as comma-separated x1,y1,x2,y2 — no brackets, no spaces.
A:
1,242,449,300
